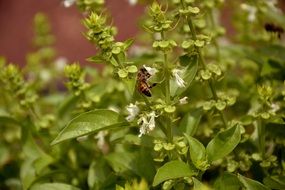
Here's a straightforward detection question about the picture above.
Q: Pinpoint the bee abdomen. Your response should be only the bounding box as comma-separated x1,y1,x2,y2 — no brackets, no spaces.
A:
142,88,151,97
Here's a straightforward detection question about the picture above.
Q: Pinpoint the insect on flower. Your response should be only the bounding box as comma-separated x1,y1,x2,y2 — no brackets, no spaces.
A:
264,23,284,38
137,67,157,97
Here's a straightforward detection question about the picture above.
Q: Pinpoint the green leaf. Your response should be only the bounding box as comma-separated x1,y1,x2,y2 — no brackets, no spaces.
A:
238,174,270,190
153,160,196,186
21,134,51,190
0,115,20,126
263,176,285,190
87,55,105,63
57,95,80,118
30,183,80,190
88,159,116,189
179,109,202,136
206,125,241,163
185,134,208,171
112,46,121,54
0,144,9,167
33,154,54,174
118,69,128,78
181,41,194,50
201,70,212,80
179,54,192,66
132,149,156,182
51,109,126,145
123,39,134,49
215,100,227,111
189,6,200,14
214,172,241,190
105,152,135,174
193,178,210,190
21,159,36,190
159,40,169,48
126,65,138,73
164,105,176,113
110,57,119,66
194,40,204,47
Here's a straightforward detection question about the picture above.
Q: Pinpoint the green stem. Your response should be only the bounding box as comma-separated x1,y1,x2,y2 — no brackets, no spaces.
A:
258,119,265,158
161,31,172,142
181,0,228,127
208,9,221,61
167,117,173,142
113,54,124,68
161,32,171,104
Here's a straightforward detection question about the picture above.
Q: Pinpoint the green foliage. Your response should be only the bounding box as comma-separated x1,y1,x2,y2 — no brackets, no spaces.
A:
152,160,196,187
1,0,285,189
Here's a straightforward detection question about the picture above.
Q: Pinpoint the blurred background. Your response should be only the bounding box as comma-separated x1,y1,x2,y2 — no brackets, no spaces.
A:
0,0,284,66
0,0,144,65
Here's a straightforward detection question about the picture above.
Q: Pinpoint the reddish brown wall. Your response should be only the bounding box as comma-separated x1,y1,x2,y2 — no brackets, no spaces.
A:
0,0,144,65
0,1,284,66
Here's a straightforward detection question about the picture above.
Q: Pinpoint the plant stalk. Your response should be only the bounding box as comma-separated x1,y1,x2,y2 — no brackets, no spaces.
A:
208,9,221,61
258,119,265,158
161,31,173,142
161,31,171,104
181,1,228,127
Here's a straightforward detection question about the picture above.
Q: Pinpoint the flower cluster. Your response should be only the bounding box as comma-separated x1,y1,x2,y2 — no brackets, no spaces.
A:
125,103,158,137
0,63,38,108
64,63,90,96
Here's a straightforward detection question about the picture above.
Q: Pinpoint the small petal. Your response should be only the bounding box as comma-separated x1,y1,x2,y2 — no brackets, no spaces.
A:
40,69,51,82
179,96,188,105
95,131,106,149
266,0,279,12
172,69,186,88
138,117,148,137
143,65,158,76
270,103,280,113
54,57,67,71
137,111,157,137
126,103,140,121
63,0,76,8
148,111,156,131
240,3,257,22
128,0,138,6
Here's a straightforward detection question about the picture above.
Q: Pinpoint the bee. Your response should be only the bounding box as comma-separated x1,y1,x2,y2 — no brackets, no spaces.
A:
137,67,157,97
264,23,284,38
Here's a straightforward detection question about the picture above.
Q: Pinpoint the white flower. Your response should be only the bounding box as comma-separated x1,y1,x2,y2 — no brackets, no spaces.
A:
137,111,157,137
95,131,106,148
266,0,279,12
138,117,148,137
143,65,158,76
126,103,140,121
172,69,186,88
129,45,151,56
270,103,280,113
179,96,188,105
240,3,257,22
63,0,76,8
54,57,67,71
128,0,138,6
147,111,156,131
40,69,51,82
95,131,109,154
